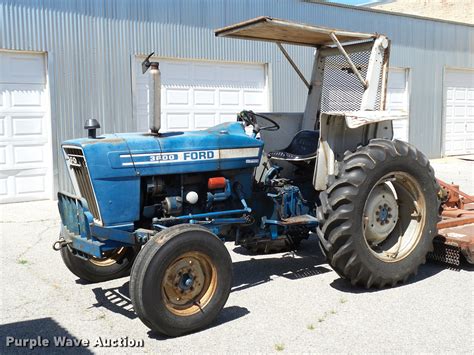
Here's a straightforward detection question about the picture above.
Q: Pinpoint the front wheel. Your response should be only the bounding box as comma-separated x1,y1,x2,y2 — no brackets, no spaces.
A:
130,224,232,337
317,139,440,288
60,245,139,283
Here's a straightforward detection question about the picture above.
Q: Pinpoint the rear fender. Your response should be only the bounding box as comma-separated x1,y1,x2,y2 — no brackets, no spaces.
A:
313,111,407,191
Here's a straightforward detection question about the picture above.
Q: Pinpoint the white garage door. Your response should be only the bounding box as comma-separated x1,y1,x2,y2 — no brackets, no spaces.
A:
134,58,268,132
0,52,52,203
444,69,474,156
386,68,409,142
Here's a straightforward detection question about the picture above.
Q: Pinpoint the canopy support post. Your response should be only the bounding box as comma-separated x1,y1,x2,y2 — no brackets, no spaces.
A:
276,42,310,89
329,32,368,89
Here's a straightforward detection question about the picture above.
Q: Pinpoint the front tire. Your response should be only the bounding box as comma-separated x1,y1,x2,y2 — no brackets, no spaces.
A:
317,139,440,288
60,245,139,283
130,224,233,337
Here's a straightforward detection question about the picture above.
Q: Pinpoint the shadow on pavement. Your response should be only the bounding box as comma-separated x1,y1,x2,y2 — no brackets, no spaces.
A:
231,239,331,292
329,261,448,294
146,305,250,340
92,282,136,320
0,317,92,354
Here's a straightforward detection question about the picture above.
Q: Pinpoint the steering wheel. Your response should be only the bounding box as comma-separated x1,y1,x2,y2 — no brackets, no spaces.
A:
237,110,280,133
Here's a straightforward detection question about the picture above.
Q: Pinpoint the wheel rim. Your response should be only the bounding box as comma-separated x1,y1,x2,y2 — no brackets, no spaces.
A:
89,247,127,267
162,251,217,316
362,172,426,262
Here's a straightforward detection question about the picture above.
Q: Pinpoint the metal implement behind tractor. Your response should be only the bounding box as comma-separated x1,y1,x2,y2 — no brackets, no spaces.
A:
430,179,474,265
55,17,441,337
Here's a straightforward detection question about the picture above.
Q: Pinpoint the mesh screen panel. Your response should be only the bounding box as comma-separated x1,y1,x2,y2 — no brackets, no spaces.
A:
320,47,385,112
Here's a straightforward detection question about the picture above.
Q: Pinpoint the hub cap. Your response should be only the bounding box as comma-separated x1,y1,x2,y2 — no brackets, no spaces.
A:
363,172,426,262
162,252,217,316
364,185,399,245
89,247,127,267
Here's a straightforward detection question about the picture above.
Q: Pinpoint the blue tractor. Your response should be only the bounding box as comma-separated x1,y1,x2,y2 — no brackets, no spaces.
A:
56,18,440,336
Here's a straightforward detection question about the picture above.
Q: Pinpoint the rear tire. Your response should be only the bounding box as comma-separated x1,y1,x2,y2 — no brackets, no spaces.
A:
130,224,232,337
60,245,139,283
317,139,440,288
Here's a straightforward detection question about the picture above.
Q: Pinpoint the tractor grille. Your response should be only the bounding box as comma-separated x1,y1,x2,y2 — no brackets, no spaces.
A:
320,47,385,112
63,146,101,222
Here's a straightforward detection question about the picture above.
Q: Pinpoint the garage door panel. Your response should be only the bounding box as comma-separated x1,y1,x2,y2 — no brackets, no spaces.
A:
193,64,217,84
11,88,43,109
0,54,45,84
12,116,44,136
194,113,216,128
468,89,474,100
243,90,264,106
0,178,7,195
219,90,240,106
165,88,190,106
0,117,5,136
16,174,46,194
0,51,51,203
386,68,409,142
444,69,474,156
13,145,45,165
241,68,265,88
166,113,190,130
194,89,215,106
0,147,6,165
454,89,466,101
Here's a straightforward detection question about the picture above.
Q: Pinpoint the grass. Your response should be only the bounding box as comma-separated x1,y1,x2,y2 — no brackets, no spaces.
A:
307,323,315,330
318,317,325,323
274,343,285,351
330,309,337,315
339,297,348,304
17,259,28,265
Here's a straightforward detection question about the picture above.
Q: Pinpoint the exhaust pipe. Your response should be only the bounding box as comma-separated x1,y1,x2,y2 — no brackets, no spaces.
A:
142,53,161,134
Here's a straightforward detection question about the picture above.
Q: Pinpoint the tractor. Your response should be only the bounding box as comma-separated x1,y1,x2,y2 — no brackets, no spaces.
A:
55,17,440,337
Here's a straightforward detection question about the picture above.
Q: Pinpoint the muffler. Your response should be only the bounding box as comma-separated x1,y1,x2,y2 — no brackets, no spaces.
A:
142,52,161,134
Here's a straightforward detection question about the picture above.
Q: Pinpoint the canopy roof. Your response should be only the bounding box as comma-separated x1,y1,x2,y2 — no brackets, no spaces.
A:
215,17,377,47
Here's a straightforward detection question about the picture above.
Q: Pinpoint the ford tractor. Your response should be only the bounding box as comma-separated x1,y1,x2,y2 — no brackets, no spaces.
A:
55,17,440,337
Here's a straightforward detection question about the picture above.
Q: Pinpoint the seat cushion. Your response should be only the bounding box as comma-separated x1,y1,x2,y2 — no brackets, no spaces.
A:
267,130,319,162
267,150,316,161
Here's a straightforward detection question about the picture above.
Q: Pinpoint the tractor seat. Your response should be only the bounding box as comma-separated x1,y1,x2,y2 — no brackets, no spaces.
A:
267,130,319,162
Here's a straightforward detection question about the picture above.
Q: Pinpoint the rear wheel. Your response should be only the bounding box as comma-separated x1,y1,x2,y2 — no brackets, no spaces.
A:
130,224,232,337
60,246,138,283
317,139,440,288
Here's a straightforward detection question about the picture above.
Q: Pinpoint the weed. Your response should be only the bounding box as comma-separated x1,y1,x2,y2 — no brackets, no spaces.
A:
307,324,315,330
274,343,285,351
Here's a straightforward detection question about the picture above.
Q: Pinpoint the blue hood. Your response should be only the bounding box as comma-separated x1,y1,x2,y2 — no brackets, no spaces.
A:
61,122,263,226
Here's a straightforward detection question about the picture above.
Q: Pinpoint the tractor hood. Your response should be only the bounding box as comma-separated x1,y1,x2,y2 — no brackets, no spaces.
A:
61,122,263,226
62,122,263,179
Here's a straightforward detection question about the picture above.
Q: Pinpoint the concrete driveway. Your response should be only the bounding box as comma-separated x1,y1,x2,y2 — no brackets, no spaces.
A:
1,158,473,354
